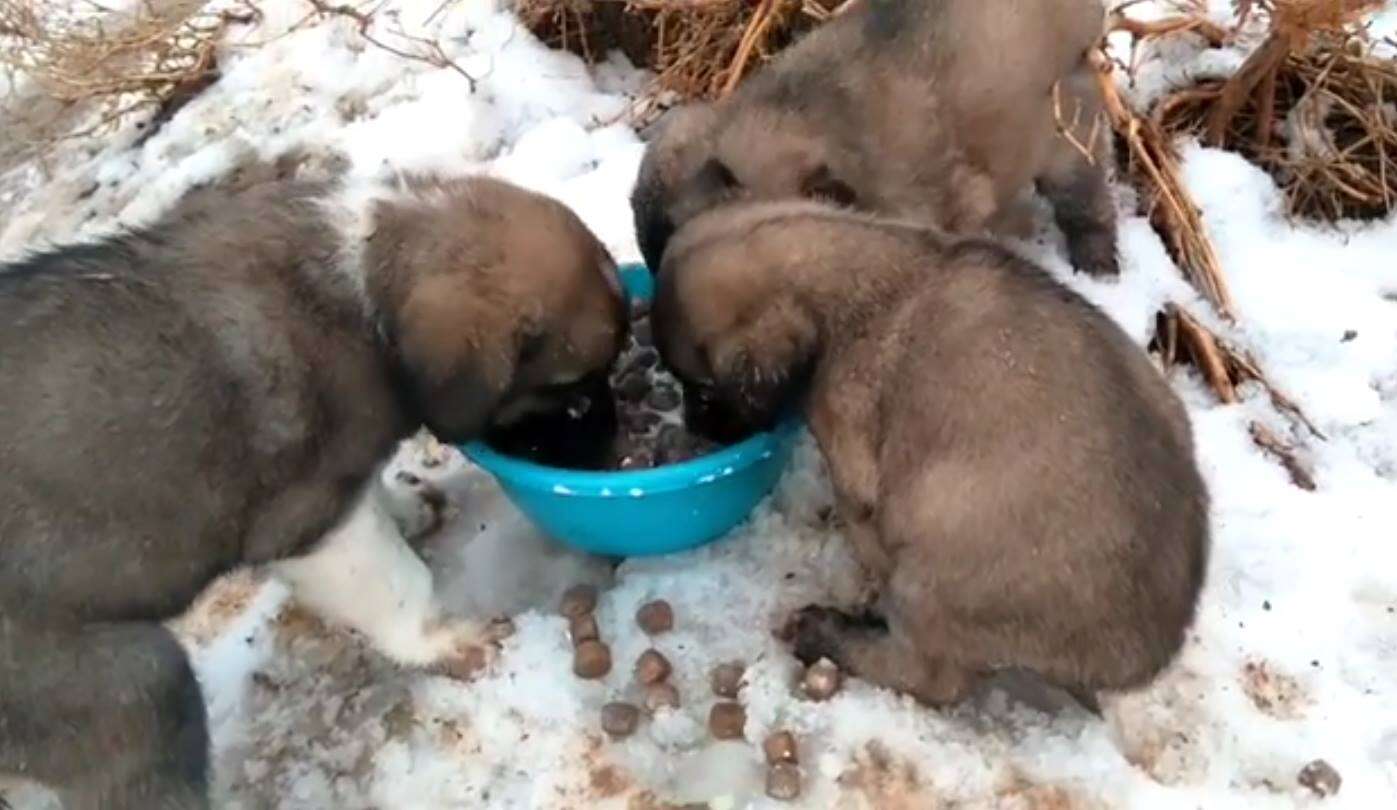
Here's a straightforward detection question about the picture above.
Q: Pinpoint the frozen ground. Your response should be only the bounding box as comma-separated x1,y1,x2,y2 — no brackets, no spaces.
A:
1,0,1395,807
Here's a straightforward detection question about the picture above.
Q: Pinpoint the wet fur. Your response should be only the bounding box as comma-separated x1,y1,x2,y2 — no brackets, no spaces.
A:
0,175,624,808
632,0,1119,276
654,200,1209,706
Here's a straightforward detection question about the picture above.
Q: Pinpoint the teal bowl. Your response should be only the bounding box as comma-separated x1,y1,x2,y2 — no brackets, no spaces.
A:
460,263,801,557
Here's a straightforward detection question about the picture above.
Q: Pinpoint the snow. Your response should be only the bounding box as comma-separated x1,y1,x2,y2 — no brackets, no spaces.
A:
2,0,1396,808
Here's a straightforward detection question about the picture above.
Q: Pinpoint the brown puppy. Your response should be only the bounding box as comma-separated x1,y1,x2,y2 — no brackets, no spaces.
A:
653,200,1208,707
0,174,625,809
632,0,1117,277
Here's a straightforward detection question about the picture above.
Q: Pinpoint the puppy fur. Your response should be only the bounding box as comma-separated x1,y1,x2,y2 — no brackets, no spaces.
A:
632,0,1119,276
654,200,1209,706
0,174,624,808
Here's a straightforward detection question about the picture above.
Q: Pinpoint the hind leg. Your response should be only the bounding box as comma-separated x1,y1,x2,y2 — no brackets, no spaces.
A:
1038,65,1120,277
0,618,209,810
787,605,978,707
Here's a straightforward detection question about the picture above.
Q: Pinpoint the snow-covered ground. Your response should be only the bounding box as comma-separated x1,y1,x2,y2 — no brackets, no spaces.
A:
2,0,1396,807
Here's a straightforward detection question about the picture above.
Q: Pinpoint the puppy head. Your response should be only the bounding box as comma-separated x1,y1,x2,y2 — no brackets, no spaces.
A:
653,218,820,440
370,176,627,444
632,101,718,272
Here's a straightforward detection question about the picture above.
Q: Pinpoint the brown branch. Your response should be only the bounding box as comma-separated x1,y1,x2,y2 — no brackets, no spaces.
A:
1249,422,1317,490
1206,32,1291,146
304,0,480,91
1093,49,1238,320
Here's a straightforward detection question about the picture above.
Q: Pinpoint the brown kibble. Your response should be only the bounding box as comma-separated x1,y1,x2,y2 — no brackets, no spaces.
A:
643,682,681,712
574,640,612,679
762,731,799,765
601,701,640,739
560,584,598,618
802,659,842,701
710,661,745,698
635,649,672,685
765,763,801,801
636,600,674,635
1298,759,1342,798
569,613,600,645
708,701,746,740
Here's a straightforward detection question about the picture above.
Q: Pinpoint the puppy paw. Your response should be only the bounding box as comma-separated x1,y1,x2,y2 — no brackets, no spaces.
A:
1068,233,1120,278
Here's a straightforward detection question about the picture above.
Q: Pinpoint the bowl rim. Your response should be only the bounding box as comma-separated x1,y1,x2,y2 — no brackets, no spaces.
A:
461,415,801,497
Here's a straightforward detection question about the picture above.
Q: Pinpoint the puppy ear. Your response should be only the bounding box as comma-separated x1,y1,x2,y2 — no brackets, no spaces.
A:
800,164,858,208
392,273,523,442
708,296,818,427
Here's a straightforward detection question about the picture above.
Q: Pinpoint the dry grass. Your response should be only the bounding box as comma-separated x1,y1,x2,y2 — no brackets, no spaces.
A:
0,0,256,140
515,0,849,101
1147,0,1396,221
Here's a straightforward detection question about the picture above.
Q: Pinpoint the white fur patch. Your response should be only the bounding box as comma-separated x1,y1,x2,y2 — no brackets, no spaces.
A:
271,483,483,667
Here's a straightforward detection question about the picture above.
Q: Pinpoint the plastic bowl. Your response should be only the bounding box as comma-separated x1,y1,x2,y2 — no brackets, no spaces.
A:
460,263,802,557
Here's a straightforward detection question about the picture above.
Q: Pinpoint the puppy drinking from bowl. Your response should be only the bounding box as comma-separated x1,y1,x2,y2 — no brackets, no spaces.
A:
632,0,1119,278
652,199,1210,709
0,173,626,809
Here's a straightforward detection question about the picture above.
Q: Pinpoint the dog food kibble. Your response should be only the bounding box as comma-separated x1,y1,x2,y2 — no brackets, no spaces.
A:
560,584,598,619
635,649,673,685
569,613,600,645
1298,759,1342,797
645,384,681,412
573,640,613,679
644,682,681,712
710,662,746,699
708,701,746,740
762,731,799,765
765,763,802,801
802,659,842,701
616,370,650,403
636,600,674,635
596,305,743,471
601,702,641,739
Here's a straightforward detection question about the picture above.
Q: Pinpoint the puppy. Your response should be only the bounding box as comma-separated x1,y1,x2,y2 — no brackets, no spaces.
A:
0,174,625,809
632,0,1118,277
653,200,1209,707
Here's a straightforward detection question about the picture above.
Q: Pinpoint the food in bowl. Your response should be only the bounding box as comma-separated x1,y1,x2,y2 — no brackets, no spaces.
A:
483,298,728,471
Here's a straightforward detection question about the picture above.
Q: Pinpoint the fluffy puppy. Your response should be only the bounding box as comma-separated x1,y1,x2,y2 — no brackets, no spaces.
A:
632,0,1118,277
0,174,625,809
653,200,1209,707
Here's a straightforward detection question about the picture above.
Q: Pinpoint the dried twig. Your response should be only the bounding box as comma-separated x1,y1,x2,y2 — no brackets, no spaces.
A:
1249,421,1317,490
304,0,481,91
1153,304,1324,440
1092,48,1238,320
1152,304,1324,486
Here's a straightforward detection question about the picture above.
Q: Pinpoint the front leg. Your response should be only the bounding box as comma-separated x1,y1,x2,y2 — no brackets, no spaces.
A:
271,486,499,679
807,361,890,583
